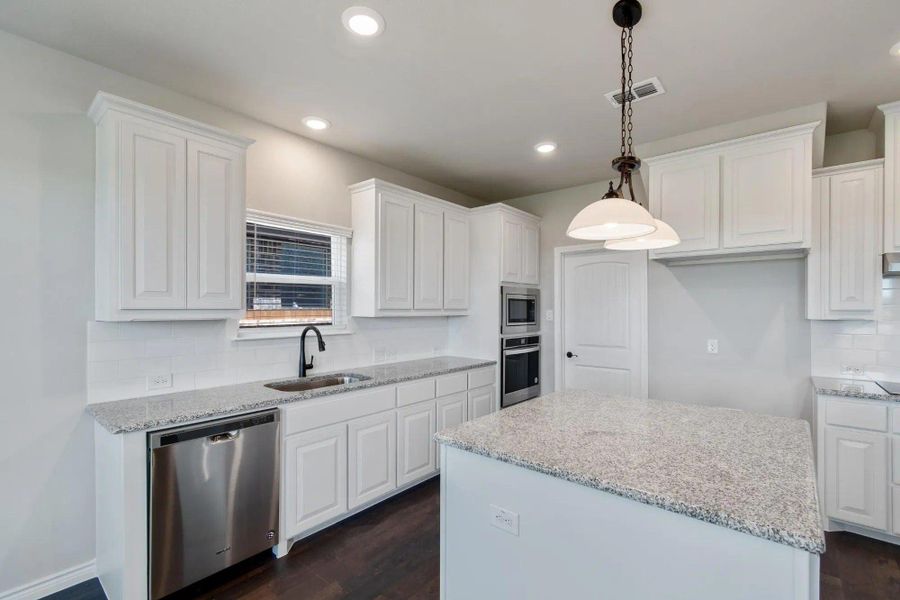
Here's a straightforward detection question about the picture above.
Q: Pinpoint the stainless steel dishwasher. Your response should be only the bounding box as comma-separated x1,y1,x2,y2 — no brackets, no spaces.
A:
148,409,280,599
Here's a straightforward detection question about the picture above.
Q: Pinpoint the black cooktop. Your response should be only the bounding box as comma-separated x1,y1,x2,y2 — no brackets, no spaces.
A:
874,380,900,395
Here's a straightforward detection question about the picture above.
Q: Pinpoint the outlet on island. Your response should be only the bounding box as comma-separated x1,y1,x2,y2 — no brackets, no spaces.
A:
490,504,519,536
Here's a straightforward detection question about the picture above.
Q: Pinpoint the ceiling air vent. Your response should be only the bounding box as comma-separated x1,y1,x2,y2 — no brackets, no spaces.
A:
604,76,665,107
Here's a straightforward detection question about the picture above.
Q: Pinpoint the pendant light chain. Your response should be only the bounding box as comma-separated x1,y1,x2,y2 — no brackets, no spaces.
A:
625,26,634,156
619,26,635,158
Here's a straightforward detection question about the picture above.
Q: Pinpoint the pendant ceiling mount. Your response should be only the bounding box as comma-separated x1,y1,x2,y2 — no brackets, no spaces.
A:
566,0,679,249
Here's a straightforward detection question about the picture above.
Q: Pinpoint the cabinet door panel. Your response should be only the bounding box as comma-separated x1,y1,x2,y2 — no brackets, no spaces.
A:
722,137,807,248
468,386,496,420
186,139,244,309
284,424,348,537
648,154,720,255
443,211,470,309
414,203,444,309
522,222,540,285
348,412,396,509
828,169,878,311
378,192,414,309
397,401,436,485
824,426,887,530
120,120,187,308
437,392,467,431
501,216,523,283
884,112,900,253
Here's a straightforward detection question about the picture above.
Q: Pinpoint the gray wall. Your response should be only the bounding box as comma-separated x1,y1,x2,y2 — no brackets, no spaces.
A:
0,29,483,595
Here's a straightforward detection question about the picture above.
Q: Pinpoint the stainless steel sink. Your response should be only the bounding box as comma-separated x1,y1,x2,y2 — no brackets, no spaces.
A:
264,374,370,392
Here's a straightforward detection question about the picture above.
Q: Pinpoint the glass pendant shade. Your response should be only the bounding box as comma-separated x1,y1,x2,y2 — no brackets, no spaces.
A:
566,196,657,240
603,218,680,250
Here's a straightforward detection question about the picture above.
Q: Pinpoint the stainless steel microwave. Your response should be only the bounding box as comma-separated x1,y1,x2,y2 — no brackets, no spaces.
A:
501,286,540,335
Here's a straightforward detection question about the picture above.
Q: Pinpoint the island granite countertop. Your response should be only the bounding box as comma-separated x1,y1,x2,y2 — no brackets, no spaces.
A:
435,390,824,554
88,355,495,434
812,376,895,401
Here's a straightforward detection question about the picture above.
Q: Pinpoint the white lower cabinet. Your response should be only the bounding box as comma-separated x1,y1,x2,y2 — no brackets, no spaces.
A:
281,365,497,544
468,385,496,420
397,401,437,486
824,426,887,530
284,423,348,537
348,411,396,509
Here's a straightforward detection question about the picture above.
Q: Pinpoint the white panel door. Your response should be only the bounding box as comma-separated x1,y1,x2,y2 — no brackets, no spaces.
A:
397,401,436,485
467,386,495,420
347,411,396,509
378,192,415,309
884,111,900,252
828,169,879,311
120,120,187,309
437,392,468,431
284,424,348,537
522,222,540,285
186,139,244,309
443,211,470,309
500,216,523,282
561,250,647,397
824,426,888,530
414,203,444,309
722,136,807,248
648,153,720,255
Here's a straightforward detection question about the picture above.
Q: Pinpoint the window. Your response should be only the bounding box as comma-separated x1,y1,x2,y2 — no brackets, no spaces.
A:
242,210,350,330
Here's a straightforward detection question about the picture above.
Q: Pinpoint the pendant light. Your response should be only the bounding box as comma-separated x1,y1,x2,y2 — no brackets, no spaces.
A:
567,0,679,250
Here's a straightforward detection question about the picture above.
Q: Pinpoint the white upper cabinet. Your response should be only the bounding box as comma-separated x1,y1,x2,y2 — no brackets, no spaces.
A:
350,179,469,317
648,153,719,255
500,212,540,285
644,122,818,261
414,203,444,309
379,191,415,310
443,211,470,310
90,92,253,321
807,161,883,320
881,101,900,252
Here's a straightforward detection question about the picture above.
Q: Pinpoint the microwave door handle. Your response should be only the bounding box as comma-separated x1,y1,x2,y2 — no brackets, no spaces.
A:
504,346,540,356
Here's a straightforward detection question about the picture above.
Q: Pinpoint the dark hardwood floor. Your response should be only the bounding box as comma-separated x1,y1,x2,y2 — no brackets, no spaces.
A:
50,477,900,599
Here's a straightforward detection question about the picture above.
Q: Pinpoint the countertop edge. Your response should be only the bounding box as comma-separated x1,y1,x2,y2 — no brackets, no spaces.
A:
89,357,497,434
435,434,826,555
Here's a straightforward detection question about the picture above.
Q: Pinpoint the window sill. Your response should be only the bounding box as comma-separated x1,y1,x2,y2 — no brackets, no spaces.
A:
232,325,354,342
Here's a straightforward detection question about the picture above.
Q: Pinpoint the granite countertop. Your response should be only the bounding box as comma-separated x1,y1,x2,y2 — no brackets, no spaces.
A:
435,390,824,554
88,356,495,434
812,376,896,401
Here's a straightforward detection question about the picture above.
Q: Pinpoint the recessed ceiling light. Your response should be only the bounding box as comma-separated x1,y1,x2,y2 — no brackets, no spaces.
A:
302,116,331,130
342,7,385,37
891,40,900,57
534,142,557,154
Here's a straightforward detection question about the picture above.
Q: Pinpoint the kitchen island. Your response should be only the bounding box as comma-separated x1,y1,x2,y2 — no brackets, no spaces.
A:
435,390,824,600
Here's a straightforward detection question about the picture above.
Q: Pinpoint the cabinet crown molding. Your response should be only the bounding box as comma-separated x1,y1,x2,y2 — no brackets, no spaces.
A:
813,159,885,178
643,120,821,165
88,91,255,149
878,100,900,115
348,178,469,214
469,202,541,223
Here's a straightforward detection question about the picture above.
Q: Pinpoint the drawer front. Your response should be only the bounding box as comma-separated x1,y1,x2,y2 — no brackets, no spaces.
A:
825,400,888,432
436,372,468,397
283,386,396,435
468,367,495,390
893,407,900,433
397,378,436,407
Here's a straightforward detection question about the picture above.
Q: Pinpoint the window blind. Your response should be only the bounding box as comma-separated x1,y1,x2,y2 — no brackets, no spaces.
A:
242,216,349,329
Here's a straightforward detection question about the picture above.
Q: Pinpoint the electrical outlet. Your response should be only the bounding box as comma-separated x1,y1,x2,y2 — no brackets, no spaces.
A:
148,373,173,390
706,339,719,354
545,309,554,322
841,365,865,377
490,504,519,536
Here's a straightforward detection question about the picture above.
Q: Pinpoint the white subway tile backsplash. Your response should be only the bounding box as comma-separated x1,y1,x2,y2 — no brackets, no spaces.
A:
86,317,451,403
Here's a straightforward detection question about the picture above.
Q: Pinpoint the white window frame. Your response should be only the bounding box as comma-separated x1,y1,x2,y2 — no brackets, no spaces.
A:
236,209,352,340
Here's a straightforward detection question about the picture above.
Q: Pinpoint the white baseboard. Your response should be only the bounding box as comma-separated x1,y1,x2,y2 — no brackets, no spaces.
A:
0,560,97,600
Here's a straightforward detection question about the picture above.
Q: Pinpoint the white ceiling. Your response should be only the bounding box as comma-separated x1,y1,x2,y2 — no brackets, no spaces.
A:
1,0,899,201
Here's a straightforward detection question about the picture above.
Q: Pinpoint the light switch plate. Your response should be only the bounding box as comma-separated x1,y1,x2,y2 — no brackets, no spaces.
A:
490,504,519,536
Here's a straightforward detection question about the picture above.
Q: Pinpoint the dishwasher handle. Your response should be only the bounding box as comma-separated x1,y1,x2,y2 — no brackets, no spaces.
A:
208,430,240,444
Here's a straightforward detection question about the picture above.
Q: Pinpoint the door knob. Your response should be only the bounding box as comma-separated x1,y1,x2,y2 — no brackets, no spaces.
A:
566,351,578,358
